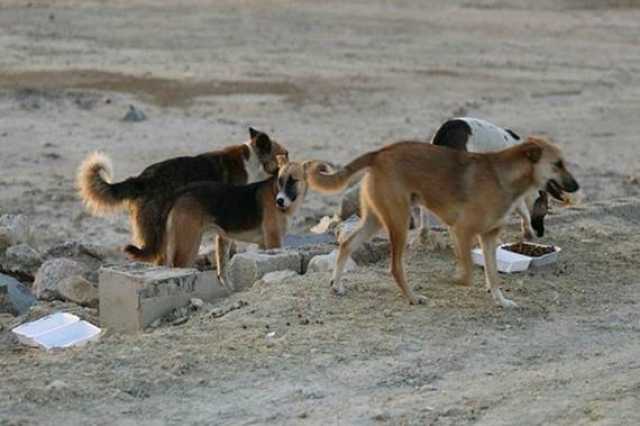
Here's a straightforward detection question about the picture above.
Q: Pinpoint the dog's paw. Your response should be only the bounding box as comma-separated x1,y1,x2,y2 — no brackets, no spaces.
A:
409,294,428,305
492,289,518,308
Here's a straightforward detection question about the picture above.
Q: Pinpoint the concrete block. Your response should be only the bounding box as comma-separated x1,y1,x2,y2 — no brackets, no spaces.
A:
99,263,226,334
227,250,302,290
307,249,357,273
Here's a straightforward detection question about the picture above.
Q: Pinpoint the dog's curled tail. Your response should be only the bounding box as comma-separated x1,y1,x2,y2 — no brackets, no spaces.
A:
306,151,377,194
77,152,137,215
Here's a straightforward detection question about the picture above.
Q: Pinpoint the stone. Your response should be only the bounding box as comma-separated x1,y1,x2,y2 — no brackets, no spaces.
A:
123,105,146,122
0,273,36,315
0,214,31,248
99,263,227,334
335,215,360,242
227,250,302,290
310,216,340,235
351,237,390,265
338,185,361,220
44,241,125,270
4,243,43,274
307,249,357,273
190,298,204,309
259,270,298,285
56,275,98,307
33,258,88,301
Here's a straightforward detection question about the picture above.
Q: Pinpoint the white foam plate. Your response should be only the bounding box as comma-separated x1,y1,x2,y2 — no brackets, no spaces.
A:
12,312,101,350
472,243,560,273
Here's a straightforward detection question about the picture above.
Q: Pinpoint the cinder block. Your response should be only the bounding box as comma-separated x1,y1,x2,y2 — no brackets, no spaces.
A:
227,250,302,290
99,263,225,334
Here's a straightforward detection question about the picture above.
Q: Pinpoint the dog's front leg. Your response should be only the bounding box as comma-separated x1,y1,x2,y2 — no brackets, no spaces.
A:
479,229,518,308
451,228,473,287
215,235,234,292
515,200,534,241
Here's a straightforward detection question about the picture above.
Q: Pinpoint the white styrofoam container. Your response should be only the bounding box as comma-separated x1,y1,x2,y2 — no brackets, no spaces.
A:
472,243,560,273
12,312,101,350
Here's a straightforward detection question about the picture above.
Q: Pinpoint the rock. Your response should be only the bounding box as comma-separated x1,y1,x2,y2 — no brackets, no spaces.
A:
335,215,361,242
297,244,337,273
56,275,98,307
0,214,31,250
44,241,125,270
227,250,302,290
310,216,341,235
4,243,43,274
259,270,298,285
190,298,204,309
46,380,69,391
338,185,361,220
0,273,36,315
284,233,336,248
123,105,146,122
307,249,357,273
351,237,390,265
33,258,88,301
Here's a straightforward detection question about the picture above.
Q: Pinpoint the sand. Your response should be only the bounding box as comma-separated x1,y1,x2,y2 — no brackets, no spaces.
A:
1,1,640,424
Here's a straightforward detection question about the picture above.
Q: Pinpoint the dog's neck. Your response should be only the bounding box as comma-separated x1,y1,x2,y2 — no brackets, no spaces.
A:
492,150,538,203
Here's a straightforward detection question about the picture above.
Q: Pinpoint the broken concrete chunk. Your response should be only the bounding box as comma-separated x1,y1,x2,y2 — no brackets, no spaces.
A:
4,243,43,275
307,249,357,274
56,275,98,307
338,185,361,220
0,214,31,251
33,258,89,301
227,250,302,290
0,273,36,315
123,105,146,122
99,264,226,334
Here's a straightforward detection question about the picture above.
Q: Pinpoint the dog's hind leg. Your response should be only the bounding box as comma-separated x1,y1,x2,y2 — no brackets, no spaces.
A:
374,193,426,305
215,235,234,292
451,226,474,287
479,229,518,308
331,210,381,296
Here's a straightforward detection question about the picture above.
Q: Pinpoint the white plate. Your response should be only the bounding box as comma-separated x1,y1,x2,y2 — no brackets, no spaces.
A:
472,243,560,273
12,312,101,350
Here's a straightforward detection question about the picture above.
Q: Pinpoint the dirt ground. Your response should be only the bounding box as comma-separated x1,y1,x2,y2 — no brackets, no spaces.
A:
1,0,640,425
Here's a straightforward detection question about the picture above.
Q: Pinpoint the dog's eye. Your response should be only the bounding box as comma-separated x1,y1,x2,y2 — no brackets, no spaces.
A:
278,177,285,186
287,177,298,186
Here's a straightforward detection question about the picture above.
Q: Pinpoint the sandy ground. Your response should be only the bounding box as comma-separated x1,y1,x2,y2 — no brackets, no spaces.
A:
1,0,640,424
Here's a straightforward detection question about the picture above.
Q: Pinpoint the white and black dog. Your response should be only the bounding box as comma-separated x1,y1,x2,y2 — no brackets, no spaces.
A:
424,117,562,239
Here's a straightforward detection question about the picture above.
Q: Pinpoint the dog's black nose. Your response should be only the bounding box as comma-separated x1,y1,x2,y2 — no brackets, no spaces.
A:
565,178,580,193
276,197,285,207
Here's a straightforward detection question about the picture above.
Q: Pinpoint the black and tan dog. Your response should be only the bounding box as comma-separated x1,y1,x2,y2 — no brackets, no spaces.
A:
307,137,579,308
77,128,288,264
163,156,308,289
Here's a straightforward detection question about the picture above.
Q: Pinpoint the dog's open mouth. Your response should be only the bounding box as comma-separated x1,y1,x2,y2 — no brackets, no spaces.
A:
546,179,565,201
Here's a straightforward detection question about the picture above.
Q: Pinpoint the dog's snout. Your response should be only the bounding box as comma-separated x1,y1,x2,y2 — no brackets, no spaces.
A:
563,176,580,193
276,197,285,207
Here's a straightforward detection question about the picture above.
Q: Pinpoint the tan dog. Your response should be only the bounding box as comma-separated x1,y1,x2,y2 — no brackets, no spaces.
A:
163,156,309,289
307,137,579,307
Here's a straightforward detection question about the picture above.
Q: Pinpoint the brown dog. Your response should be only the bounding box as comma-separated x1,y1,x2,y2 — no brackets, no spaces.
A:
307,137,579,307
77,128,288,264
163,156,309,289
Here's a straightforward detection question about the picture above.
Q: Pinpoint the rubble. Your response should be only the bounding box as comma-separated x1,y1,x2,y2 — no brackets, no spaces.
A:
4,243,43,275
0,273,36,315
33,258,89,301
227,250,302,290
56,275,98,307
0,214,32,250
99,264,227,333
307,250,357,274
338,185,361,220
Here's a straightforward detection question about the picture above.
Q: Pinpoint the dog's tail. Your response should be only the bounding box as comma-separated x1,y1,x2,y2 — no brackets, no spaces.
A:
77,152,141,215
307,151,378,194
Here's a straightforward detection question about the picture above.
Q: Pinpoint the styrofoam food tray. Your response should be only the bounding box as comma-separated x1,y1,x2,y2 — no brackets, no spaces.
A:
12,312,101,350
472,243,560,273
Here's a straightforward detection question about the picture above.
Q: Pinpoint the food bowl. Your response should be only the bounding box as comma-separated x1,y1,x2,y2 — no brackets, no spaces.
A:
472,242,560,273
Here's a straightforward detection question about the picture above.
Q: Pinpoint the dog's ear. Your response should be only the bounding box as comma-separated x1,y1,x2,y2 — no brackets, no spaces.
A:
523,142,543,163
255,132,272,154
276,154,289,168
302,160,314,176
249,127,259,139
